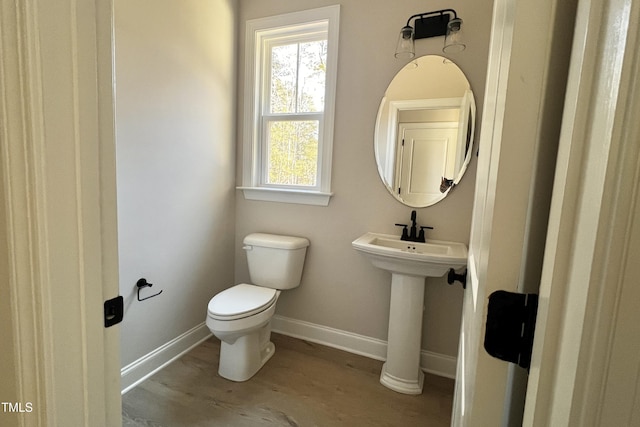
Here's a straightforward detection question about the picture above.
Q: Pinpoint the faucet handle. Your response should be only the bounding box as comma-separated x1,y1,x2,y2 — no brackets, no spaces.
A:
418,225,434,242
395,223,409,240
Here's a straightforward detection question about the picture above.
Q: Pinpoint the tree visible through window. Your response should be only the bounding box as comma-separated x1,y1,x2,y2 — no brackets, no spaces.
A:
265,39,327,187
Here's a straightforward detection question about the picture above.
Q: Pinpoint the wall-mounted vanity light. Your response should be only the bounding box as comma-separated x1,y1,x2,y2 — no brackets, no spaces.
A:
394,9,465,58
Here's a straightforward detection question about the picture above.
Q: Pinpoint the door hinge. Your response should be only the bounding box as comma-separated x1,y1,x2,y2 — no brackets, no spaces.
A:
104,296,124,328
484,290,538,369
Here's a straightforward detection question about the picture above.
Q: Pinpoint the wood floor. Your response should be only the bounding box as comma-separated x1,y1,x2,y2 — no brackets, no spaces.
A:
122,333,454,427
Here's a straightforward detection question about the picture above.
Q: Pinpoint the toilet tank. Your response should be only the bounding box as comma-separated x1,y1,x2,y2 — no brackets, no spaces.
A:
243,233,309,290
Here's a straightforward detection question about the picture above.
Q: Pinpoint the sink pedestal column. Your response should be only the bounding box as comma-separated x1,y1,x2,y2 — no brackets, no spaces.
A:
380,273,425,395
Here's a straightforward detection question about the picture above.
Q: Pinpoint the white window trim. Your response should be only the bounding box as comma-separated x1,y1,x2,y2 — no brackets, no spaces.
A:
239,5,340,206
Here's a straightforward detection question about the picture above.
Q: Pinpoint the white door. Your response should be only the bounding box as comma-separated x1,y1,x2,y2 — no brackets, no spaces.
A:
454,0,640,425
1,0,122,425
452,0,579,424
397,124,458,206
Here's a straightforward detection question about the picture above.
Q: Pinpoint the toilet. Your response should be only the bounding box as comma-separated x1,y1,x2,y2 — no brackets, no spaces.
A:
206,233,309,381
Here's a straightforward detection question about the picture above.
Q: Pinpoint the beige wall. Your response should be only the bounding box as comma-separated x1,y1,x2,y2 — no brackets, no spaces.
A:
235,0,492,357
114,0,237,366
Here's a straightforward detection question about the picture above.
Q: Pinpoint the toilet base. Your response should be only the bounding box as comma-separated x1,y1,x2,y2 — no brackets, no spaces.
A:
218,322,275,382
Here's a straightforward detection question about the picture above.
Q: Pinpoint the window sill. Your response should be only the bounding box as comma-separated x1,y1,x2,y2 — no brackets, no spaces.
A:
237,187,333,206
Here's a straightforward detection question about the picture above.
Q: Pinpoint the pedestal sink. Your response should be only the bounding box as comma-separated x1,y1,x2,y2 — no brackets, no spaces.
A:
352,232,468,394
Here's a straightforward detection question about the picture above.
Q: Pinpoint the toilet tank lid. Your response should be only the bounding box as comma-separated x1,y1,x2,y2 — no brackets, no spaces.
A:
244,233,309,249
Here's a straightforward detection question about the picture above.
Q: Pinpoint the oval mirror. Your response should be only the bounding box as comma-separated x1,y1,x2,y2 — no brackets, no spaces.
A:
374,55,476,207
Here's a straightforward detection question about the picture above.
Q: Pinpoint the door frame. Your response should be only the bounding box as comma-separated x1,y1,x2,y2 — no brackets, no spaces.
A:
524,0,640,423
1,0,121,425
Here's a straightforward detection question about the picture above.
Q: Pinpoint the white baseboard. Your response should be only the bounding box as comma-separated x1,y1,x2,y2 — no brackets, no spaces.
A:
271,315,457,379
120,316,456,393
120,322,212,394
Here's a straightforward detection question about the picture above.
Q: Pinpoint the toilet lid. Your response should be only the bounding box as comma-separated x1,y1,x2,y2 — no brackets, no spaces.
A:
208,284,277,319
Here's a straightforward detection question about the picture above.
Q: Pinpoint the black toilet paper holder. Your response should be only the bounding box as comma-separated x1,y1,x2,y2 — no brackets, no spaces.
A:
136,278,163,301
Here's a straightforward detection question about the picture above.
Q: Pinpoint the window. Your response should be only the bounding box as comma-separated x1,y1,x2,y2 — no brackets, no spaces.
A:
240,6,340,206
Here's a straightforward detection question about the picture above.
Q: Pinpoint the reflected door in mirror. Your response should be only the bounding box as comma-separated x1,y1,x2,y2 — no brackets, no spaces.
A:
374,55,476,207
397,124,459,206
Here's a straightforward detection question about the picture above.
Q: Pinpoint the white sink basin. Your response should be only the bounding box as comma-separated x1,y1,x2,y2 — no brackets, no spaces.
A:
352,232,467,277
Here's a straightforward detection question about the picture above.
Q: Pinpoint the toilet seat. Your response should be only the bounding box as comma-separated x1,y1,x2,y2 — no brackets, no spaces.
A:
208,284,277,321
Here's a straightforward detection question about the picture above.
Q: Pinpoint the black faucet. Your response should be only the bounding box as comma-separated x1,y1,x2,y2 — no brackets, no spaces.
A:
395,210,433,243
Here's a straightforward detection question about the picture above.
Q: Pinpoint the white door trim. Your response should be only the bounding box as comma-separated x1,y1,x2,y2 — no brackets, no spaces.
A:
524,0,640,424
1,0,121,425
1,2,53,422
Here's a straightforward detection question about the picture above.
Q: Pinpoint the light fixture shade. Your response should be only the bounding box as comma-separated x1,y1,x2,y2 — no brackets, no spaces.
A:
395,25,415,59
443,18,465,53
